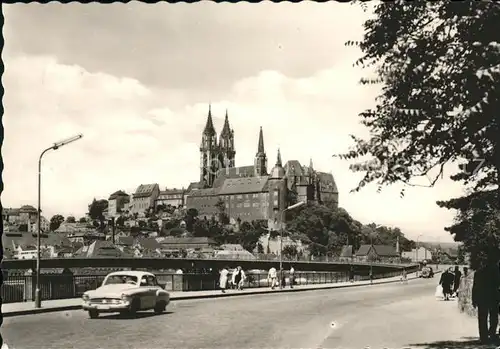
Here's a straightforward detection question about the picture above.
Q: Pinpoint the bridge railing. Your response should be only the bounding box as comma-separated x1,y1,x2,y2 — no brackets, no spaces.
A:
1,269,404,304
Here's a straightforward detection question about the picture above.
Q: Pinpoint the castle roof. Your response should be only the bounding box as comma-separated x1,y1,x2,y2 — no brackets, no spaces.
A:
218,176,269,195
284,160,305,177
186,182,204,192
108,190,129,200
133,184,159,198
187,187,220,197
213,166,255,187
317,172,339,193
19,205,37,213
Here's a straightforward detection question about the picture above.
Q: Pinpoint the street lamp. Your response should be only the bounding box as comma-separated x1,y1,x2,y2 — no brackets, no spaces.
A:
415,234,423,277
35,134,83,308
279,201,305,289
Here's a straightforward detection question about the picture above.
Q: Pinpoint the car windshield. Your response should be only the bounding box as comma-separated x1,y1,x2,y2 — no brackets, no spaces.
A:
103,275,138,285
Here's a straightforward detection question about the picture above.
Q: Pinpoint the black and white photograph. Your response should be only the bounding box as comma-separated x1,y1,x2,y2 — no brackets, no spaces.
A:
1,1,499,348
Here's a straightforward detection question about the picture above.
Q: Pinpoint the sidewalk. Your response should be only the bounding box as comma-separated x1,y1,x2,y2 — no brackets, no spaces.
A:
2,272,421,317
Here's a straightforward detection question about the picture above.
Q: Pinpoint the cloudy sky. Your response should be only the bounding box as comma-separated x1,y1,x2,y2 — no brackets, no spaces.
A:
2,3,463,242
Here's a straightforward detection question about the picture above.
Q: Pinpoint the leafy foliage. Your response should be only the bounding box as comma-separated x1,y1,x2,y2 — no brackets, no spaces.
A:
88,198,108,221
50,214,65,231
338,1,500,267
438,190,500,269
66,216,76,223
337,1,500,196
78,217,87,223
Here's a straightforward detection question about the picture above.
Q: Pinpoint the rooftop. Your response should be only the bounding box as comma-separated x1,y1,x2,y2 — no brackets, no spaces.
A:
218,176,269,195
133,184,159,198
109,190,129,200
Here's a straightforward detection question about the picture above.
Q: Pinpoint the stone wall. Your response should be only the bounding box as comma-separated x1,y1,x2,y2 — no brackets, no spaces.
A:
457,272,476,317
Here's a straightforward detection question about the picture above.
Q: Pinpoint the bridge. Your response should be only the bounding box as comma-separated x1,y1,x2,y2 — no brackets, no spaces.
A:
1,257,416,273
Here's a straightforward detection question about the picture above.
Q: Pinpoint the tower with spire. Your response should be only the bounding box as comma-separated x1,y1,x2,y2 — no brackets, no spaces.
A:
218,109,236,169
254,126,267,177
200,105,219,187
268,148,288,224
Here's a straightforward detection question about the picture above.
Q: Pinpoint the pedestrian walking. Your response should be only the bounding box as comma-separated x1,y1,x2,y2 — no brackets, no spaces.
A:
289,266,295,288
439,267,454,300
472,259,500,344
400,268,407,284
231,268,239,289
369,270,373,284
453,265,462,297
349,266,355,283
268,266,277,289
219,267,229,293
237,267,246,290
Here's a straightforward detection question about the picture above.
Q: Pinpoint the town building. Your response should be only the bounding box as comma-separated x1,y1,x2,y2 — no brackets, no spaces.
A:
355,244,400,263
108,190,130,217
3,205,39,225
155,188,185,209
401,247,433,262
19,205,38,223
131,184,160,214
185,106,339,223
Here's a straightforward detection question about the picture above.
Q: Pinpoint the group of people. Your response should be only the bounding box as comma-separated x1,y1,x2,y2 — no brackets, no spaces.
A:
218,266,246,292
438,265,464,300
218,266,295,293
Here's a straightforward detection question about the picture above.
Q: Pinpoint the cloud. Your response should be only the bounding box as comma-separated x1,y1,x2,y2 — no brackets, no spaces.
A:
3,2,367,94
2,50,463,243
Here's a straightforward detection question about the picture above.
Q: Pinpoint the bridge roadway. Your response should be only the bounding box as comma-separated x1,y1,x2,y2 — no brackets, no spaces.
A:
2,276,478,349
1,257,414,273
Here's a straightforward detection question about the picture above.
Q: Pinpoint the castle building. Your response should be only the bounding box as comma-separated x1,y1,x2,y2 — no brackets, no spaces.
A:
185,106,339,223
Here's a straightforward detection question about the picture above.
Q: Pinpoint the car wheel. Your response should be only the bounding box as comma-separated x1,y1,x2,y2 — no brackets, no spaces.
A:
88,310,99,319
154,301,166,315
127,298,140,317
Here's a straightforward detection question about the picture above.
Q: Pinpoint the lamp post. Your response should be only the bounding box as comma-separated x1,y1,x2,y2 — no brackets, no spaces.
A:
279,201,305,289
415,234,423,277
35,134,83,308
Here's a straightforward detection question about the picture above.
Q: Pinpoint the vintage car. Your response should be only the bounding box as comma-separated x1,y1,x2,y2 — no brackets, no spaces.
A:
420,266,434,278
82,271,170,319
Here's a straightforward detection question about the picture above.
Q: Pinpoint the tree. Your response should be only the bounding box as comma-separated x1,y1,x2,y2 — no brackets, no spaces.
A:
66,216,76,223
283,245,298,259
456,244,466,265
184,208,198,232
215,199,230,225
78,217,87,223
49,214,65,231
337,2,500,267
116,216,126,227
237,220,267,252
88,199,108,222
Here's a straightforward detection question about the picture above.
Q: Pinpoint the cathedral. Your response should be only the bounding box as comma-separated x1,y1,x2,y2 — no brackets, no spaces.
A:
185,106,339,223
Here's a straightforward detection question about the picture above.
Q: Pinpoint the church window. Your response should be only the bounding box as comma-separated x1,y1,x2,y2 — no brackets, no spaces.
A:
237,195,243,199
236,203,242,208
274,200,278,206
243,202,250,208
253,203,260,207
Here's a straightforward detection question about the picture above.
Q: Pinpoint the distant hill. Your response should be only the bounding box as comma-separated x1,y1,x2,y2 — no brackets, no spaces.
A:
420,241,460,250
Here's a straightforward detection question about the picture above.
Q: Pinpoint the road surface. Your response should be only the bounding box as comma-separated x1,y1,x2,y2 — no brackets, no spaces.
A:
2,277,478,349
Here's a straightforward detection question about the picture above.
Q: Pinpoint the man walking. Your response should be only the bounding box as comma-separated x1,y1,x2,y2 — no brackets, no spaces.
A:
268,266,277,290
289,266,295,288
439,267,454,300
472,259,500,344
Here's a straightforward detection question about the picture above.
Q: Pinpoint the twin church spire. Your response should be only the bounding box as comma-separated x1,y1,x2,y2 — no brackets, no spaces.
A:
200,105,269,186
